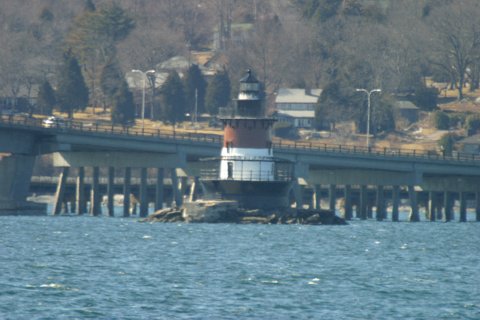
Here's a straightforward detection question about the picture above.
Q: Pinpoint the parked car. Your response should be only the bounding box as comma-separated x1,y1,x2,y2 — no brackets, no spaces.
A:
42,116,68,128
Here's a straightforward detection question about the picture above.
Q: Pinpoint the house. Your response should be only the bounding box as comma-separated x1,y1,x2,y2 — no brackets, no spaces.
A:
274,88,322,128
394,100,419,123
0,85,39,111
457,134,480,154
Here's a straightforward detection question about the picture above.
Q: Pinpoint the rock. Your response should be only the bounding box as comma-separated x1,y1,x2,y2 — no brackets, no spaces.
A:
183,200,239,223
139,202,347,225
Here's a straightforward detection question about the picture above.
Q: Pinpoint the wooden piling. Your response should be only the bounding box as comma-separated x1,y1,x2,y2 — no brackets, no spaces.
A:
53,167,69,215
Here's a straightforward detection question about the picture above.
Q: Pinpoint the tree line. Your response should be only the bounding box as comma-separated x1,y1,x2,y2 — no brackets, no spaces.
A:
1,0,480,131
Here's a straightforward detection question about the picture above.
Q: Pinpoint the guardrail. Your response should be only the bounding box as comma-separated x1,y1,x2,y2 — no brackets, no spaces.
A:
0,114,222,144
2,114,480,165
273,139,480,163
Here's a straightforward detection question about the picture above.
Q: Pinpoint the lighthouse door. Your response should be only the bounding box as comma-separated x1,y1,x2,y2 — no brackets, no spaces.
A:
227,162,233,179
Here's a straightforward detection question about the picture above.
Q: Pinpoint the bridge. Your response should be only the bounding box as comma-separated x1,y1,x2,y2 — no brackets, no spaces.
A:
1,114,480,221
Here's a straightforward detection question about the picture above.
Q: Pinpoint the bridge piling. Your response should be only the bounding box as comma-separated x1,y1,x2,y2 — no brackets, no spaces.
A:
139,168,148,217
344,185,352,220
107,167,114,216
123,167,131,217
89,166,101,216
52,167,69,215
444,191,452,222
171,169,180,208
360,185,368,220
376,185,384,221
408,186,419,222
476,192,480,222
428,191,436,222
391,185,400,222
459,192,467,222
328,184,336,212
76,167,86,215
155,168,164,210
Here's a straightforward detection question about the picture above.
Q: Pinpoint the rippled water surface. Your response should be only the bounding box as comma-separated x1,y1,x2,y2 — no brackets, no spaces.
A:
1,216,479,319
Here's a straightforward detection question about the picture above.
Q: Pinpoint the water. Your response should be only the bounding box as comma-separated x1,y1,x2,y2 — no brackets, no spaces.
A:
1,216,479,320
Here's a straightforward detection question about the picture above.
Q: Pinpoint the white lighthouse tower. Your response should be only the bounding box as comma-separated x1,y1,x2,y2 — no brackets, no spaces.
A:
201,69,293,209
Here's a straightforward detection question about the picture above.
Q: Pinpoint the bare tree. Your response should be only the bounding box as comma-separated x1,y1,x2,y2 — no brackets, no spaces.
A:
426,0,480,100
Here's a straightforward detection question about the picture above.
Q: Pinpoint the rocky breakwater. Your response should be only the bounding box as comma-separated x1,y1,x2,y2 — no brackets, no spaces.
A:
140,200,347,225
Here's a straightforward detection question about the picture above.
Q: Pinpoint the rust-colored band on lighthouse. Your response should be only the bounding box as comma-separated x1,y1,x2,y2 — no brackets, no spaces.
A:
223,119,273,149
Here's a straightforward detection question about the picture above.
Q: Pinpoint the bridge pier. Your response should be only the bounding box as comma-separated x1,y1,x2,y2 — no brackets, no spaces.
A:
444,191,453,222
76,167,86,215
344,185,352,220
89,166,101,216
428,191,436,222
107,167,114,216
53,167,69,215
408,186,419,222
0,154,45,215
123,167,131,217
328,184,336,212
376,185,384,221
459,192,467,222
139,167,148,217
391,185,400,222
476,192,480,222
359,185,368,220
155,168,164,210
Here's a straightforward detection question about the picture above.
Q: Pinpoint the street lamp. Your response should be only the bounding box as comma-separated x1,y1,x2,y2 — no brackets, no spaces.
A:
131,69,156,129
356,88,381,148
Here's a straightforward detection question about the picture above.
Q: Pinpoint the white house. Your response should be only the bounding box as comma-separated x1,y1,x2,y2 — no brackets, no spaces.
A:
274,88,322,128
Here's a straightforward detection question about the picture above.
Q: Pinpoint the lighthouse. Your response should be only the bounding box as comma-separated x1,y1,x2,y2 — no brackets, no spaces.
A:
201,69,293,209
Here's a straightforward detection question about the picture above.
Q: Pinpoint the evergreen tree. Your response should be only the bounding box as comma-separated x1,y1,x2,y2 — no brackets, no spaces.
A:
56,51,89,118
183,64,207,118
84,0,96,12
205,70,231,115
111,79,135,126
159,71,185,126
36,80,56,115
100,58,123,103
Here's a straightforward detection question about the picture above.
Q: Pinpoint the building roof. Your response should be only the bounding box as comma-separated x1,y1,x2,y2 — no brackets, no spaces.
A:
395,100,419,110
277,110,315,119
275,88,322,104
126,71,169,90
458,134,480,145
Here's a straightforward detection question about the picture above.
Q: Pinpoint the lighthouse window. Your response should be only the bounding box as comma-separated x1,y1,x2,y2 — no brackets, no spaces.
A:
227,162,233,179
227,141,233,153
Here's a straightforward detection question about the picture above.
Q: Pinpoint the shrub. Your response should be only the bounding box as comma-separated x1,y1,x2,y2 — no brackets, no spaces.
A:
432,111,449,130
273,121,296,139
438,133,458,156
465,114,480,136
414,85,438,111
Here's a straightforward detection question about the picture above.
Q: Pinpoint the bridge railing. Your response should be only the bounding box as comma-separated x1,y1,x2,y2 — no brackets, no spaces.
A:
2,114,480,164
273,139,480,164
0,114,222,145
